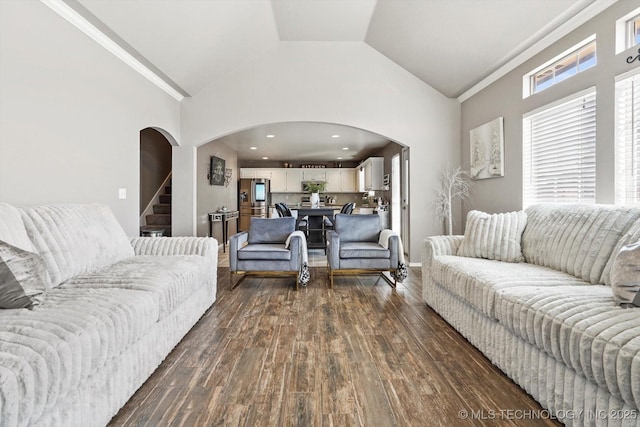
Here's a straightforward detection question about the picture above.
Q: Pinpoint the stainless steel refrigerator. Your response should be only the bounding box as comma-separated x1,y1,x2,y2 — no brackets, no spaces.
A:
238,178,270,231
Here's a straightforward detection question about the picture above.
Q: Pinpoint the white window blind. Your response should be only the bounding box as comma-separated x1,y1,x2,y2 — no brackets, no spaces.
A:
523,88,596,207
615,69,640,205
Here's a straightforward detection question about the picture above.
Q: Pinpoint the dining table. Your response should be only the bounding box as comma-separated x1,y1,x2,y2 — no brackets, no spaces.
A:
292,207,339,250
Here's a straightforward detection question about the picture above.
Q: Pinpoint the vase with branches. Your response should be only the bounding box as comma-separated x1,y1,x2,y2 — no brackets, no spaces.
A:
434,164,471,235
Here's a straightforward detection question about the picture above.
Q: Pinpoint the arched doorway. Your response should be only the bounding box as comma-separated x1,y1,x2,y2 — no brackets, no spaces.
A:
140,127,176,236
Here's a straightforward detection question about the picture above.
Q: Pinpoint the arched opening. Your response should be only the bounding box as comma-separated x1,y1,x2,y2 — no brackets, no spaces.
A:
195,121,410,255
140,127,176,236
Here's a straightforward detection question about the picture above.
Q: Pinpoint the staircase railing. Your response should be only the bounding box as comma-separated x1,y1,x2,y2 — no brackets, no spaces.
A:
140,172,172,226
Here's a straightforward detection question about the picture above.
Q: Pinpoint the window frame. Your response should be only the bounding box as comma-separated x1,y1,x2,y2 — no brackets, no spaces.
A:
523,35,596,98
616,7,640,54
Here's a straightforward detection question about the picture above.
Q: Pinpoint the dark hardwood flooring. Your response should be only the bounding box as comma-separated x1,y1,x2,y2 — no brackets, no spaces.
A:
108,267,560,426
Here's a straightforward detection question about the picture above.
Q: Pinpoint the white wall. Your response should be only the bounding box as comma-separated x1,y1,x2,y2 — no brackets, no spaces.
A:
180,42,460,262
461,0,640,217
0,0,180,235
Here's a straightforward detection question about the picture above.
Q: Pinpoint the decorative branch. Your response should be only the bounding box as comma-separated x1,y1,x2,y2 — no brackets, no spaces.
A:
434,164,471,235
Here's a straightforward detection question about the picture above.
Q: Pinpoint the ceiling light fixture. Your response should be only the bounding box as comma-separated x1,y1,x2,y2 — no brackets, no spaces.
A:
342,147,349,150
266,134,275,138
331,134,340,138
262,157,269,160
337,157,343,160
250,147,257,150
39,0,185,102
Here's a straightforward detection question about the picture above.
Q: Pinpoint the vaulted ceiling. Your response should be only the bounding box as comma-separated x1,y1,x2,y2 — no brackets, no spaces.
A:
78,0,598,98
72,0,606,161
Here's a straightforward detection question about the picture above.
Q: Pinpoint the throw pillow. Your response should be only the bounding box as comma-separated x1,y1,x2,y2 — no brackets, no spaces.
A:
610,241,640,307
0,241,48,309
457,210,527,263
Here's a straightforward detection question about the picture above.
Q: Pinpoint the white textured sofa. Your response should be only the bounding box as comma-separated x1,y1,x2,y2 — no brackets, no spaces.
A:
423,204,640,426
0,203,217,426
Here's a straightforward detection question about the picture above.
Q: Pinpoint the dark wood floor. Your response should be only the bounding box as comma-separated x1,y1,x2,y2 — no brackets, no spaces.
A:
109,267,560,426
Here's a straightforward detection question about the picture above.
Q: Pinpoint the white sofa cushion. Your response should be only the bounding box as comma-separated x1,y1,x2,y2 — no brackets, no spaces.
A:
610,241,640,307
19,204,134,288
522,204,640,284
0,242,48,308
63,255,215,319
457,210,527,263
0,203,34,252
430,255,589,319
494,284,640,409
0,287,158,426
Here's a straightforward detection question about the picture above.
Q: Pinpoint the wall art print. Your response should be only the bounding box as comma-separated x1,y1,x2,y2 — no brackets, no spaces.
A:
209,156,225,186
470,117,504,180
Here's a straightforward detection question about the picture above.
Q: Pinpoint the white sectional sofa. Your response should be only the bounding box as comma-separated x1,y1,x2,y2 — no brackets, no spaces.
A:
0,203,217,426
423,204,640,426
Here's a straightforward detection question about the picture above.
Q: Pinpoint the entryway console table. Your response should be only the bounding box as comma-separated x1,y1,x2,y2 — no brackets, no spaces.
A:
208,210,239,252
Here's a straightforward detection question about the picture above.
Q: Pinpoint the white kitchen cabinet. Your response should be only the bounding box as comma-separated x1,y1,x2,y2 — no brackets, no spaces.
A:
302,169,326,181
326,169,358,192
357,207,375,214
270,170,287,192
242,167,359,193
240,169,256,179
325,170,341,192
340,169,357,192
362,157,384,191
285,169,303,192
254,169,272,179
240,168,272,180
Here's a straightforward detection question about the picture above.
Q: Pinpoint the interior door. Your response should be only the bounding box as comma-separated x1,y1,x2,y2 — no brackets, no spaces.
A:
391,154,401,233
401,148,410,258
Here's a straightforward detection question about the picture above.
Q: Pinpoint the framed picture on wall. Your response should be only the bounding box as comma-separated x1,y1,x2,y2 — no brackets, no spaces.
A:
470,117,504,180
210,156,225,185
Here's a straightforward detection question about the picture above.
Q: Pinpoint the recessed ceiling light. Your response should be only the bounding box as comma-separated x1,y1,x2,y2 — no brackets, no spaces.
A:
337,157,343,160
262,156,269,160
250,146,257,150
266,134,275,138
342,147,349,150
331,134,340,138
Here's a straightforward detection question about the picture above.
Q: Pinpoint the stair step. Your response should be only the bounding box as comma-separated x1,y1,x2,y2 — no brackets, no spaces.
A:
164,186,171,194
153,204,171,214
146,214,171,225
159,194,171,204
140,225,171,237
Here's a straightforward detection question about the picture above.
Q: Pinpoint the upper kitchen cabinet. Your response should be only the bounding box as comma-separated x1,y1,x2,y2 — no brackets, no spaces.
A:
362,157,384,191
302,169,326,181
240,168,271,179
270,169,287,192
242,168,303,192
285,169,303,192
327,169,357,192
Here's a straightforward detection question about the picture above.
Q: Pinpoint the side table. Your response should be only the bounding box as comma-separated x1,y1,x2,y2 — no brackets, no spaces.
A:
208,210,239,252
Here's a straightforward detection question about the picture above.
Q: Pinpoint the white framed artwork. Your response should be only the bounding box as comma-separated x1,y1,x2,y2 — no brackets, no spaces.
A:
470,117,504,180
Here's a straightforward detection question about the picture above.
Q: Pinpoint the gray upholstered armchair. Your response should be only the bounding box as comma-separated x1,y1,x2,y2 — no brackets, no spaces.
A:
326,214,405,288
229,217,306,290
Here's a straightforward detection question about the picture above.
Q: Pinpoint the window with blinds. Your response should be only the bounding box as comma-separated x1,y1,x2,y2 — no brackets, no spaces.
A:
522,87,596,207
615,69,640,205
